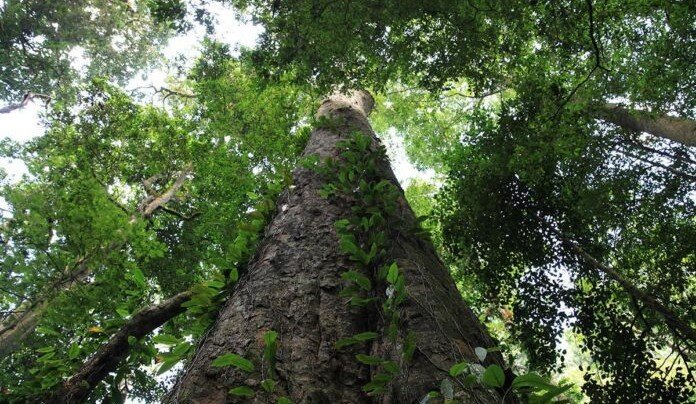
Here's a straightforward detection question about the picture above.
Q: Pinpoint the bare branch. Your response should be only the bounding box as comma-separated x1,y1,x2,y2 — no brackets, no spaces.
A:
138,164,193,218
0,92,51,114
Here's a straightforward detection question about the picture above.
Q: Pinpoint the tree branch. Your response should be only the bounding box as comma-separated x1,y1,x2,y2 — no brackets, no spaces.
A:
48,291,192,403
0,92,51,114
554,230,696,344
598,103,696,147
138,164,193,218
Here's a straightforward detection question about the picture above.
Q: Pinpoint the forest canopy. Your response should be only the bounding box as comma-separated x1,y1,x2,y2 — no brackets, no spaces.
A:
0,0,694,402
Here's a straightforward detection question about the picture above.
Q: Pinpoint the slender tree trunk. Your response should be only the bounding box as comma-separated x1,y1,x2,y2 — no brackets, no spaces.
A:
597,103,696,147
168,91,507,403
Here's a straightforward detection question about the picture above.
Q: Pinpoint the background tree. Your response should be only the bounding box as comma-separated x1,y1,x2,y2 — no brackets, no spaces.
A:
0,0,211,110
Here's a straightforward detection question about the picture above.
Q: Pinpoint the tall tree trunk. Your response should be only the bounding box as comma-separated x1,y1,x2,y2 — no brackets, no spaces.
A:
168,91,507,403
597,103,696,147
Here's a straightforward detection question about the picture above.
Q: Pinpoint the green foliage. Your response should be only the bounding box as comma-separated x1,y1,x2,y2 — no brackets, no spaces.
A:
335,331,379,349
3,0,695,401
0,44,313,401
436,91,696,400
481,364,505,388
211,353,254,372
228,386,255,397
0,0,180,103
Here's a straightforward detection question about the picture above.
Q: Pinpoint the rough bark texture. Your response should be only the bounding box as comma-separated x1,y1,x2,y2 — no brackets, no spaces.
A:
168,91,507,403
48,290,192,403
598,103,696,147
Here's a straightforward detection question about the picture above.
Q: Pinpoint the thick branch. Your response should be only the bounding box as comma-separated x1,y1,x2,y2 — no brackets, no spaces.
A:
598,103,696,147
48,291,192,403
138,164,193,218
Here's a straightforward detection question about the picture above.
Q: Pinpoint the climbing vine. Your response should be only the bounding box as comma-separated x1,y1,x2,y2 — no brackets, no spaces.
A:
315,130,573,403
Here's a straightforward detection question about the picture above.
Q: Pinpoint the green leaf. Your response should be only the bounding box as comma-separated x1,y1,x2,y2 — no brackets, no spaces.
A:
153,334,180,346
260,379,276,392
383,360,400,374
335,331,378,349
363,374,391,394
157,357,180,375
481,364,505,388
512,373,556,390
534,384,572,403
277,397,293,404
131,268,146,288
462,373,478,387
116,308,130,318
341,270,372,291
228,386,255,397
356,354,383,365
386,262,399,284
263,330,278,346
449,361,468,377
229,267,239,282
68,343,80,359
349,296,375,306
403,332,416,362
172,342,191,356
335,338,358,349
353,331,379,341
36,327,60,337
211,353,255,372
36,346,55,353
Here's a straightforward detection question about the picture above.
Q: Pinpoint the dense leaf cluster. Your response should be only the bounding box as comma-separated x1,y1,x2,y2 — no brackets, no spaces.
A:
0,43,313,400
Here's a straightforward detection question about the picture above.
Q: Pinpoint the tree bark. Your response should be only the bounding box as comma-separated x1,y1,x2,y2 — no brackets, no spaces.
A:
597,103,696,147
48,291,192,403
167,91,507,403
